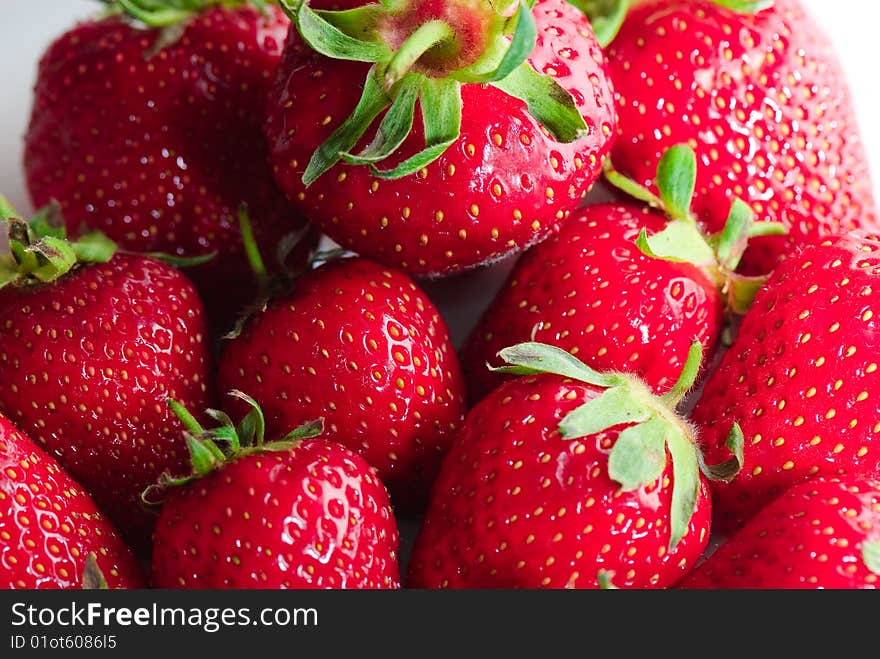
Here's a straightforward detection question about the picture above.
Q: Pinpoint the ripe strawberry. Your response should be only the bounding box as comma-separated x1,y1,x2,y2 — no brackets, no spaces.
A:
681,476,880,589
462,143,780,404
0,412,144,589
217,256,465,507
692,233,880,533
151,396,400,589
0,202,212,549
603,0,878,273
24,0,315,329
266,0,616,275
409,342,740,589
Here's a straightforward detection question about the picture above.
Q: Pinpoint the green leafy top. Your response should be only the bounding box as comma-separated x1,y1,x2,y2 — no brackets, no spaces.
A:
0,197,118,290
99,0,268,28
577,0,774,48
492,341,743,550
603,144,787,314
0,197,215,290
280,0,588,184
146,392,324,498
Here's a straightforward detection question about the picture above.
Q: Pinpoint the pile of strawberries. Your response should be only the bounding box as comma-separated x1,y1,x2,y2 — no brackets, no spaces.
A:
2,0,879,590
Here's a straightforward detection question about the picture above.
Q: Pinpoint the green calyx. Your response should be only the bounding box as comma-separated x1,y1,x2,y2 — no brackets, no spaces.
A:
604,144,787,314
0,198,118,289
577,0,774,48
863,540,880,576
0,196,215,289
492,341,743,550
597,569,619,589
571,0,631,48
150,393,324,494
81,554,110,590
281,0,588,185
224,205,316,340
98,0,268,28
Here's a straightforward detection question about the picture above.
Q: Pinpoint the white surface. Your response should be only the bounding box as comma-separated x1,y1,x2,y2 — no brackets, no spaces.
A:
1,0,879,217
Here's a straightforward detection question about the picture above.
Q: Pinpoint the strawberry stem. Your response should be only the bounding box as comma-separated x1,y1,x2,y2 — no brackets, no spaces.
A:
238,205,270,294
384,20,455,90
291,0,586,182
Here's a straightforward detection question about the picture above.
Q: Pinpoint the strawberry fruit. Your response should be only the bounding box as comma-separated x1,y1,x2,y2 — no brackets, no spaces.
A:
24,0,315,329
151,395,400,589
604,0,878,273
693,232,880,532
218,255,465,507
266,0,617,275
0,201,212,548
409,342,740,589
463,143,781,404
0,412,144,589
681,476,880,589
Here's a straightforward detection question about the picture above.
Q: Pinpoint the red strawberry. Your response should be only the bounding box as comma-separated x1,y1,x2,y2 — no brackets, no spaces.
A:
217,256,465,507
24,0,316,330
0,412,144,589
603,0,878,274
463,143,782,404
463,203,720,403
692,233,880,533
681,476,880,589
151,396,400,589
409,342,739,589
265,0,616,275
0,203,212,548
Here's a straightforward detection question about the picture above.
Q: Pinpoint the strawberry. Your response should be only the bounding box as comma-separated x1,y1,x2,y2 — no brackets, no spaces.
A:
408,342,741,589
681,476,880,589
217,255,465,507
151,395,400,589
600,0,878,274
692,233,880,533
462,143,781,404
0,200,212,549
265,0,616,275
24,0,316,330
0,412,144,589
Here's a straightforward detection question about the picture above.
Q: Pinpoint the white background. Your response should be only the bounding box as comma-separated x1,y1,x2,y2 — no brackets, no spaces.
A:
2,0,879,215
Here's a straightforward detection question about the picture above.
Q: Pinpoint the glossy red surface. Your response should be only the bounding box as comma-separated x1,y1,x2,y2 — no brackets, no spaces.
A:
24,5,314,329
461,203,723,405
408,374,712,589
152,440,400,589
218,257,465,507
609,0,878,274
0,255,212,547
693,233,880,532
681,476,880,589
266,0,617,275
0,413,144,589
